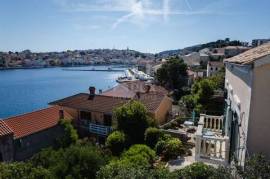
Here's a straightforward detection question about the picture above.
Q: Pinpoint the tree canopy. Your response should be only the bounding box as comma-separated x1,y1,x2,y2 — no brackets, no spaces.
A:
155,57,187,91
113,100,150,144
30,144,110,179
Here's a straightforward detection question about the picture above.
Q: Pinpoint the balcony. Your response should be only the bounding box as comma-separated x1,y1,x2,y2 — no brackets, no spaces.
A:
195,114,230,166
77,119,113,136
89,123,112,136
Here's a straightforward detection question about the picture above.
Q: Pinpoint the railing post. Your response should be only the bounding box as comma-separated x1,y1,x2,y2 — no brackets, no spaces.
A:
224,137,230,164
195,135,201,161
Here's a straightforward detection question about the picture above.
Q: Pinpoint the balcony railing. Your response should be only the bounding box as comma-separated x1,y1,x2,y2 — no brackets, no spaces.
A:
195,114,230,166
89,123,112,136
77,119,113,136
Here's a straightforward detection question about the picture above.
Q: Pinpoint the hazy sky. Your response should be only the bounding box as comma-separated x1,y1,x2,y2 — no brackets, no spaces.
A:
0,0,270,53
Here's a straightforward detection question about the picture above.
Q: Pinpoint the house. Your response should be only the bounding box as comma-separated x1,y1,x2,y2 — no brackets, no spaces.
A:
50,84,172,142
187,69,205,86
206,61,224,77
182,52,209,67
0,106,72,162
195,43,270,166
223,46,251,58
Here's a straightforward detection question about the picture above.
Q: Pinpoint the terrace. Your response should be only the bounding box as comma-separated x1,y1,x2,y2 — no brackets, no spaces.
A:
195,114,230,166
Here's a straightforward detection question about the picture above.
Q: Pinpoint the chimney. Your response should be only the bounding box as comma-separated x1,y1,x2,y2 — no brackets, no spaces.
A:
59,109,64,119
88,86,96,100
136,91,140,99
145,85,151,93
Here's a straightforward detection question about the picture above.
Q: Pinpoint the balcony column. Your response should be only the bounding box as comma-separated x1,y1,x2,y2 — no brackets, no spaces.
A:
203,139,207,155
224,137,230,164
207,140,212,156
219,140,223,159
214,140,218,157
195,135,201,160
213,118,217,131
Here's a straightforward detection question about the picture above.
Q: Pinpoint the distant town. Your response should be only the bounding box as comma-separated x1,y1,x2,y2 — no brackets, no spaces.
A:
1,38,269,69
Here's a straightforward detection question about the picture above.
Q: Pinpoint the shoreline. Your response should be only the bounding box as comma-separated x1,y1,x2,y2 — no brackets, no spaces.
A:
0,64,133,71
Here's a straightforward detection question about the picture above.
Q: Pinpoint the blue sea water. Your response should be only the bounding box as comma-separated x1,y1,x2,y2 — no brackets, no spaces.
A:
0,66,125,119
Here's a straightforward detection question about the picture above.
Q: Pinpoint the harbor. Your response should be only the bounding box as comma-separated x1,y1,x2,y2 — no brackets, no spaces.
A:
116,68,154,83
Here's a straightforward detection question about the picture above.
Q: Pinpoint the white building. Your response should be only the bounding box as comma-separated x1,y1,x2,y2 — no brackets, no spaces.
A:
195,43,270,166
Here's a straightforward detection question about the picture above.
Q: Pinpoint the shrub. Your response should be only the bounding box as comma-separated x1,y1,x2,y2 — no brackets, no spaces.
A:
237,154,270,179
155,135,184,161
144,127,163,148
0,162,51,179
122,144,156,165
175,117,186,125
163,138,184,160
96,160,147,179
57,119,78,148
30,144,109,178
174,162,215,178
97,144,156,179
106,131,126,156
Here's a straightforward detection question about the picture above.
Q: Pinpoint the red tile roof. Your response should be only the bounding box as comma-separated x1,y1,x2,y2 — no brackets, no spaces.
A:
137,93,170,112
50,93,129,114
50,92,169,114
3,106,72,139
0,120,13,137
102,81,168,98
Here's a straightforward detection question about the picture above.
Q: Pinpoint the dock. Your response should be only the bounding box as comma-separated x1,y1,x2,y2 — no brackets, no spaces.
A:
62,69,124,72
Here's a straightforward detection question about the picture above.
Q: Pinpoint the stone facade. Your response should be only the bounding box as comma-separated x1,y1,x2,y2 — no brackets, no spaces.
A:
13,125,64,161
0,134,14,162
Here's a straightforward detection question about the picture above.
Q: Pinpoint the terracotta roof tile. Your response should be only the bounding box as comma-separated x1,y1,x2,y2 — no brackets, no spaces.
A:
102,81,168,98
50,93,129,114
4,106,72,139
0,120,13,137
224,43,270,64
50,92,168,114
137,93,169,112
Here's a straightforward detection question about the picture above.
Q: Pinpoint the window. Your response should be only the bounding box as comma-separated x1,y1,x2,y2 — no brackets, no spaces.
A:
80,111,91,120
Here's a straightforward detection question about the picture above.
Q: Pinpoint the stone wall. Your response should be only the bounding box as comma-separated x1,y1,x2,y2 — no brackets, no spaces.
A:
0,134,14,162
14,125,64,161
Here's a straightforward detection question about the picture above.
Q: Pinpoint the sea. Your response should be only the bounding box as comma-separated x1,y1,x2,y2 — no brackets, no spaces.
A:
0,65,126,119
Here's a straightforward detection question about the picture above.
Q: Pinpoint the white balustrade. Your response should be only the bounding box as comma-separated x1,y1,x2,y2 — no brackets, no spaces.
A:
195,114,230,166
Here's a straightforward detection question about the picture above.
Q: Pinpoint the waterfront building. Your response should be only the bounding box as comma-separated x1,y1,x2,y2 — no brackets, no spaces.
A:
195,43,270,166
0,106,72,162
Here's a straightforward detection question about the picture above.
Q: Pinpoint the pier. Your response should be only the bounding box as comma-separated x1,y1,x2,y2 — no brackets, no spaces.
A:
62,69,124,72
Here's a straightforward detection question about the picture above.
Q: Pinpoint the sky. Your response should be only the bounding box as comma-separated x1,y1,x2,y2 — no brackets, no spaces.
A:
0,0,270,53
